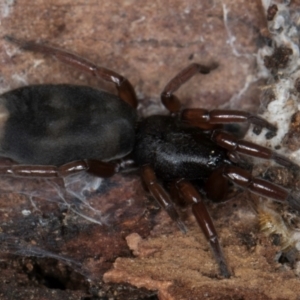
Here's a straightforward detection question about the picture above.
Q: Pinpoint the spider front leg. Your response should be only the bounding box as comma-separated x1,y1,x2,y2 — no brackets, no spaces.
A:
222,165,300,212
5,36,137,108
0,159,119,178
181,109,277,138
211,130,300,171
174,179,231,278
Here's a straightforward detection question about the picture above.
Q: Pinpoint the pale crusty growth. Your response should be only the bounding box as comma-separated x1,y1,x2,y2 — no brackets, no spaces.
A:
246,1,300,165
244,0,300,269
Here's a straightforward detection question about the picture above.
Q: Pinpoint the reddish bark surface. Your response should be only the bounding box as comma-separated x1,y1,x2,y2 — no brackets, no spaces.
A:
0,1,299,299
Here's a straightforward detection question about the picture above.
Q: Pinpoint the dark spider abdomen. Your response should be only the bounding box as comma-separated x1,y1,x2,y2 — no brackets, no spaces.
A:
134,115,229,181
0,84,137,165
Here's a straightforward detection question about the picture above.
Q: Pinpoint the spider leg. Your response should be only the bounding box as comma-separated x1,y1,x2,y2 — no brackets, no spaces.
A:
181,109,277,138
4,36,137,109
0,159,118,178
141,165,187,233
161,63,216,114
204,167,230,202
222,165,300,211
211,130,300,171
175,179,231,278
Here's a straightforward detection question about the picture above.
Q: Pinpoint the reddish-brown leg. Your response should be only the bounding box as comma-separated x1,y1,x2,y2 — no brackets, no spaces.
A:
205,167,230,202
141,165,187,233
161,63,216,114
0,159,119,178
222,165,300,211
5,36,138,108
175,179,231,278
182,109,277,137
211,130,300,171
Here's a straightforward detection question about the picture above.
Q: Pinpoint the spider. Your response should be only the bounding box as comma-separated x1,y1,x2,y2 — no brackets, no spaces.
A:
2,36,300,278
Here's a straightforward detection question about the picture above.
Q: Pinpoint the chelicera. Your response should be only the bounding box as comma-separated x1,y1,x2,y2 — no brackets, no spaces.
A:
2,36,300,278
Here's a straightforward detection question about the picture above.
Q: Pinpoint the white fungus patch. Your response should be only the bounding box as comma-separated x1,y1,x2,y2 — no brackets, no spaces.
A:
245,1,300,165
21,209,31,217
0,0,15,20
249,1,300,271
